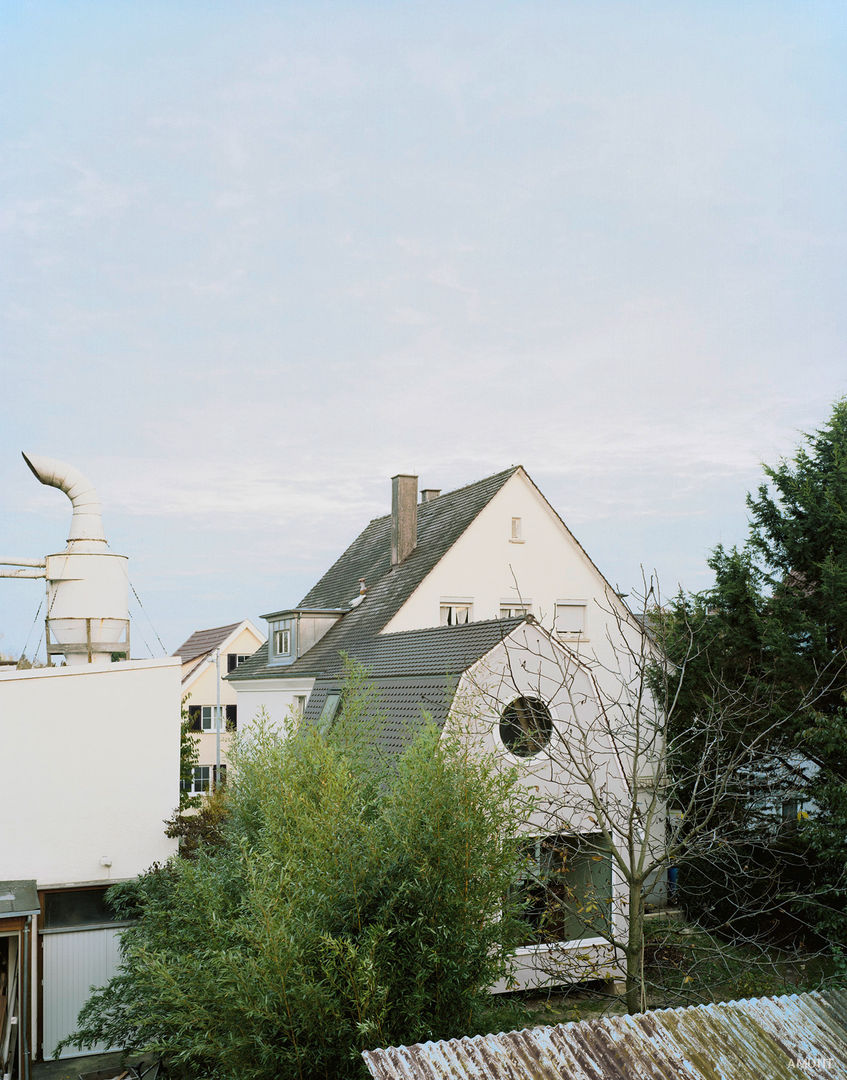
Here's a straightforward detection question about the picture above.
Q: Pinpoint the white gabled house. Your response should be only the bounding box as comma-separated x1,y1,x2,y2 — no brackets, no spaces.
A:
229,467,664,989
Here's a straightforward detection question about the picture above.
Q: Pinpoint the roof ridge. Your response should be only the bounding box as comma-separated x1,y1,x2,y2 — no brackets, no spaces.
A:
360,465,522,527
375,615,528,641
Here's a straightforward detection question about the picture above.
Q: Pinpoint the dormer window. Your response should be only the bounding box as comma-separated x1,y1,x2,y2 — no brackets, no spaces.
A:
263,608,345,666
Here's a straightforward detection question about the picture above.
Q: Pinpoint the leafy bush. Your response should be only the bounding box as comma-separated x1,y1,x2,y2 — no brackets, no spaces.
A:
62,686,525,1079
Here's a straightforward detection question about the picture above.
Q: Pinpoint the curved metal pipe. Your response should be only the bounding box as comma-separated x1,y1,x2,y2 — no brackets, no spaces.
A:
22,452,107,547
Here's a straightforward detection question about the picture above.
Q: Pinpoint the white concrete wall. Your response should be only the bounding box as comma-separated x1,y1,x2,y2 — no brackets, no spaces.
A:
1,658,180,886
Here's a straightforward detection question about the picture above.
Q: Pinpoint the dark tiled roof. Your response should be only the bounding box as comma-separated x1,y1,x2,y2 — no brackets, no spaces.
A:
174,622,242,663
318,617,526,679
304,676,457,759
230,467,520,682
301,466,519,610
301,618,524,756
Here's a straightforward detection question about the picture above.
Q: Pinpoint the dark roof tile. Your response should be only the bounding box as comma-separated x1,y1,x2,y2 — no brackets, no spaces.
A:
230,467,520,682
174,622,243,663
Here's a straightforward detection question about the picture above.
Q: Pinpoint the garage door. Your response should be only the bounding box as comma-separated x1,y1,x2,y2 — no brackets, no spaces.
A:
41,927,123,1059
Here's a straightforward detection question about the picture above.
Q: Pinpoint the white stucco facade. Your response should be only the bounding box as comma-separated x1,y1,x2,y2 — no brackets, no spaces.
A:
449,624,633,989
233,677,315,737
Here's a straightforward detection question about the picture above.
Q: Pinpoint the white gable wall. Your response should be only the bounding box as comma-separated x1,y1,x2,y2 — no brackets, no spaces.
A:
383,470,646,698
446,625,631,989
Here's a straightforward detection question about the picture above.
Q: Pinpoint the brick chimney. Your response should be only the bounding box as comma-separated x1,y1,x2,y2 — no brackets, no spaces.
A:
391,474,418,565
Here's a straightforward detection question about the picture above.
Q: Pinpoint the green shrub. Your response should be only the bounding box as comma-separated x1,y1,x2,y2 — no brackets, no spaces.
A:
62,679,526,1079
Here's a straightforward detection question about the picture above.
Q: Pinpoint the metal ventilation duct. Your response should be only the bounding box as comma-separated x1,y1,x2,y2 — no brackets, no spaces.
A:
22,453,107,550
22,453,129,665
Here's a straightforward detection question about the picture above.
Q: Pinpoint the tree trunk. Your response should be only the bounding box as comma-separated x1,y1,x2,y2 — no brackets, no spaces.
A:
625,884,646,1014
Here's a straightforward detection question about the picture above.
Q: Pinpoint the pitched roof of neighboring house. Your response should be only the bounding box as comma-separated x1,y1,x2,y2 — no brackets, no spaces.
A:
174,623,243,663
229,467,520,683
175,620,265,688
361,990,847,1080
302,617,528,757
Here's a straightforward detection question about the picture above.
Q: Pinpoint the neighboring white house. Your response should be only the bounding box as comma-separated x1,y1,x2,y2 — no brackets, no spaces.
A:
230,467,664,989
173,619,265,795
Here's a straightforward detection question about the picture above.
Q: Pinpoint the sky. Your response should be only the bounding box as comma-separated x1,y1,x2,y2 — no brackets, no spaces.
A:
1,2,845,661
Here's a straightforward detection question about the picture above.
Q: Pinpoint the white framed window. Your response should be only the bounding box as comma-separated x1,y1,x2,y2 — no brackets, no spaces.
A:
440,602,472,626
510,516,523,542
500,603,531,618
273,628,292,655
555,601,587,637
190,765,210,794
226,653,251,673
200,705,217,732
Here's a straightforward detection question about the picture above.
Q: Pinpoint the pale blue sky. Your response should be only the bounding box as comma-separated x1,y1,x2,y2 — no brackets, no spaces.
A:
1,2,845,659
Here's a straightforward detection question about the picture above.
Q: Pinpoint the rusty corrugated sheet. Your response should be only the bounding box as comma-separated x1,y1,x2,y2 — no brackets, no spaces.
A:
361,990,847,1080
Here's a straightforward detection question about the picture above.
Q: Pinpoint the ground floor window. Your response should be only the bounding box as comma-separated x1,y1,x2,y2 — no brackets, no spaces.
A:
182,764,227,795
513,833,612,945
43,887,120,930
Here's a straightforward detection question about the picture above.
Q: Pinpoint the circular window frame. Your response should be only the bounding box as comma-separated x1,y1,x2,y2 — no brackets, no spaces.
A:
499,696,553,758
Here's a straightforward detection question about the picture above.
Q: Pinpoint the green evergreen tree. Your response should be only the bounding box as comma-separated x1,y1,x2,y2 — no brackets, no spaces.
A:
659,398,847,942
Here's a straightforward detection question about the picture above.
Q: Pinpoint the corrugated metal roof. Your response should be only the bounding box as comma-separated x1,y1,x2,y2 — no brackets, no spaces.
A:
361,991,847,1080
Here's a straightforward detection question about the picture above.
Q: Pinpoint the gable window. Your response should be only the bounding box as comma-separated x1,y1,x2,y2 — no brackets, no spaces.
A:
555,601,587,637
499,696,553,757
510,517,523,542
500,603,531,618
440,602,472,626
226,653,251,673
513,834,612,945
274,628,292,656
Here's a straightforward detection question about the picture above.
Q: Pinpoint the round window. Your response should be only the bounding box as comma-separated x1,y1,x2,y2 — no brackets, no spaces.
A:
499,696,553,757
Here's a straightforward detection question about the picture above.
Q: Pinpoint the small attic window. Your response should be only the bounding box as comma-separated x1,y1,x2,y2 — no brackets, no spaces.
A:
510,517,523,542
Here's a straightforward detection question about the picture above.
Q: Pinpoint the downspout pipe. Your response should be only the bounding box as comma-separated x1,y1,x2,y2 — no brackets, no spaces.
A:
22,452,107,550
